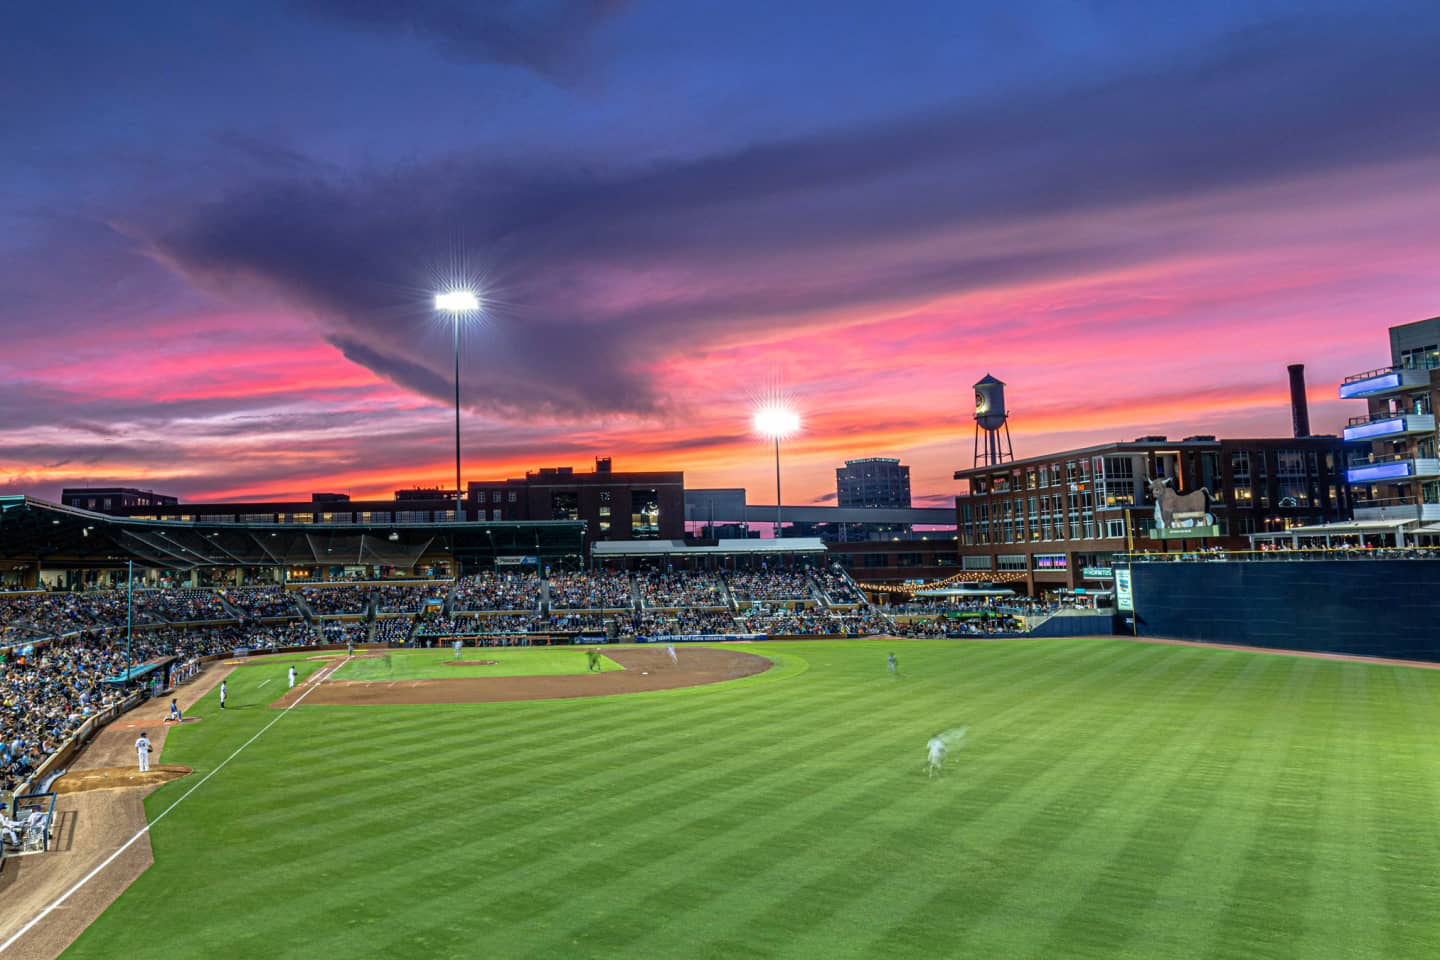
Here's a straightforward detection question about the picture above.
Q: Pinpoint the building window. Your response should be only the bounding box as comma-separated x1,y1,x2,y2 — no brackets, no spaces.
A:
508,490,517,502
1105,519,1125,539
551,493,579,521
1035,554,1067,570
632,490,660,538
997,555,1028,570
962,555,994,570
492,491,502,503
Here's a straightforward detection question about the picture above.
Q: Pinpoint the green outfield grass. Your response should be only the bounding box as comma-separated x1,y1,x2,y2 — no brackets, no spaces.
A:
332,646,623,681
60,639,1440,959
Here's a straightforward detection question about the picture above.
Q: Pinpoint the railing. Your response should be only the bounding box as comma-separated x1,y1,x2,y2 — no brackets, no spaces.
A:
1344,357,1440,383
1117,547,1440,563
1347,412,1423,425
1348,452,1418,467
1343,365,1401,384
1353,496,1421,509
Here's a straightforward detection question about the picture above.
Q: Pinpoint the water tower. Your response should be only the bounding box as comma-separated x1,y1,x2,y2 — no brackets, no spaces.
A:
973,374,1014,468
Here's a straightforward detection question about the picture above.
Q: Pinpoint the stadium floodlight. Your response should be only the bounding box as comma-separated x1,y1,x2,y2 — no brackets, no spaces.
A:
436,290,482,523
754,404,800,538
435,290,480,313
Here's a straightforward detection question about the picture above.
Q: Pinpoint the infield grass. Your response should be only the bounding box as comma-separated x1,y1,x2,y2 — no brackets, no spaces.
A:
60,639,1440,959
333,646,623,681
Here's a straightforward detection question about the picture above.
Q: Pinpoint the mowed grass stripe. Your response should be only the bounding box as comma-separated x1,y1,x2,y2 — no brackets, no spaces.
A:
1297,664,1386,960
1370,668,1440,958
1032,654,1286,959
1198,657,1322,960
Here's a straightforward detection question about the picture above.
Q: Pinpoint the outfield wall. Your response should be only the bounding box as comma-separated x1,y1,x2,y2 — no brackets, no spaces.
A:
1131,559,1440,662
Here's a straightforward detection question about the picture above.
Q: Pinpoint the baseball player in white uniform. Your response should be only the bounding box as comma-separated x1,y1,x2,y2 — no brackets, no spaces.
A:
0,814,20,846
926,736,946,778
667,643,678,665
136,732,153,772
288,665,297,689
219,680,227,709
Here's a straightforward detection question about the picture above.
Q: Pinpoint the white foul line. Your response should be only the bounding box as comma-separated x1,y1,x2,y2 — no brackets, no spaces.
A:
0,655,349,955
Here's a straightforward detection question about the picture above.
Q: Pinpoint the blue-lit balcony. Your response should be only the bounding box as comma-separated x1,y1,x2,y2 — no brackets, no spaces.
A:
1338,365,1431,399
1346,455,1440,484
1343,413,1436,442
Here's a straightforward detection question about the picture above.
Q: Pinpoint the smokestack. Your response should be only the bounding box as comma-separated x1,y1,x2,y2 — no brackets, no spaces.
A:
1287,363,1311,438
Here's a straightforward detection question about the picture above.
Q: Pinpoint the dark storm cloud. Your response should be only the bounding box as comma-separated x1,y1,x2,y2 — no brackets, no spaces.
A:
153,12,1440,420
296,0,623,83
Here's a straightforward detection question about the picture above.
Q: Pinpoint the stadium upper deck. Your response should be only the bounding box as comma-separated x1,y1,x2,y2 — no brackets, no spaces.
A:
0,496,586,585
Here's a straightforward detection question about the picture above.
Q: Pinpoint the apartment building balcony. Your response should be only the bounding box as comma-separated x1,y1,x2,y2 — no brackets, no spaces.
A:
1338,365,1432,399
1352,498,1440,523
1343,413,1436,442
1346,454,1440,484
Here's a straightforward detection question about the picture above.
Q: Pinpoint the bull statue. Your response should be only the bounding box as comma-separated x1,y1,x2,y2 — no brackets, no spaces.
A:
1147,477,1215,529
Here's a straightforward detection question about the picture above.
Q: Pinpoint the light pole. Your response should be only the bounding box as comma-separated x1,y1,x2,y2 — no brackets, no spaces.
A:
435,291,481,525
125,559,134,684
754,405,800,539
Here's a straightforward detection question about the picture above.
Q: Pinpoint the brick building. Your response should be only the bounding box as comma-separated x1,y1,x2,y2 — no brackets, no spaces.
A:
954,435,1354,597
469,458,684,543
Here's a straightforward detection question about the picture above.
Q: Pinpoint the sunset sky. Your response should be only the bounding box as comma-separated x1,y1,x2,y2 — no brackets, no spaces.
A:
4,1,1439,508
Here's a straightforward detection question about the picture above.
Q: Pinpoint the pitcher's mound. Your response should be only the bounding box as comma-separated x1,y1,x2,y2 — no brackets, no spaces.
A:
54,765,193,794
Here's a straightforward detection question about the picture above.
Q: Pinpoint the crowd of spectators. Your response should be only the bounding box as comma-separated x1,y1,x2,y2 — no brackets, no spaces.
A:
616,610,740,636
548,572,633,610
892,614,1024,637
0,591,165,639
451,573,542,612
636,571,728,608
813,565,863,605
414,614,475,637
133,589,235,624
727,570,814,602
0,621,301,794
0,594,46,645
372,619,413,643
317,620,370,644
300,586,372,616
374,581,450,614
736,610,890,637
222,587,300,620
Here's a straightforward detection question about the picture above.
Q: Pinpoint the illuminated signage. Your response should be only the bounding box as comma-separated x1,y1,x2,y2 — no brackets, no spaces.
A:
1338,373,1401,398
1346,461,1413,484
1081,566,1113,579
1342,417,1406,441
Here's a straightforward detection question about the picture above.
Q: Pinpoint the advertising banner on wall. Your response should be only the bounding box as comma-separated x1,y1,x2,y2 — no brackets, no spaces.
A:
1114,568,1134,612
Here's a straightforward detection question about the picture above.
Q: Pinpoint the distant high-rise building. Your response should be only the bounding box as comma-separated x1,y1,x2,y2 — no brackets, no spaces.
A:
836,458,911,508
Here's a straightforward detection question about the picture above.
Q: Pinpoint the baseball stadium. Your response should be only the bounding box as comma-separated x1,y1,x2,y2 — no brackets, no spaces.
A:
2,497,1439,959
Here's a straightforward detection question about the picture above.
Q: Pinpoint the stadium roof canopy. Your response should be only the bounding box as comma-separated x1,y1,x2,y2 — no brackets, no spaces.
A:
591,537,827,558
0,496,585,569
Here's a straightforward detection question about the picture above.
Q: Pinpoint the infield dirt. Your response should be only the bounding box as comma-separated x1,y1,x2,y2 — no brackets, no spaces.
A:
0,663,233,960
270,645,771,707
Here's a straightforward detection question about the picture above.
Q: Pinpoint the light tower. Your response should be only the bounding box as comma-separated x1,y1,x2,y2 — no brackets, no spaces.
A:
972,374,1014,468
